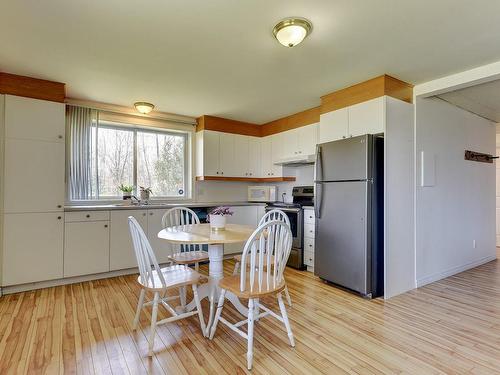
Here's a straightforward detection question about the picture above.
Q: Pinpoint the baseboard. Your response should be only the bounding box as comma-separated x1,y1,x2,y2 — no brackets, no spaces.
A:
0,267,141,295
416,255,496,287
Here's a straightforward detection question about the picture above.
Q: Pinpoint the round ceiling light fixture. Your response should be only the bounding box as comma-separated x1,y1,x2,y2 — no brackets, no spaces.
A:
273,17,312,47
134,102,155,114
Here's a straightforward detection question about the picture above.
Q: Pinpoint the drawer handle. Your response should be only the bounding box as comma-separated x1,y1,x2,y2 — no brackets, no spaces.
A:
57,216,62,220
104,224,108,228
57,205,62,208
86,214,90,218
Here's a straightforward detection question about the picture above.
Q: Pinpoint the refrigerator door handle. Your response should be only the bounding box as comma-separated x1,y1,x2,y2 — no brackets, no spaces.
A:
314,182,322,219
314,144,323,182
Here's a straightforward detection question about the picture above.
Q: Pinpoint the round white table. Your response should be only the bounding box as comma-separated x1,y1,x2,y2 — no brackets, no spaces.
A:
158,223,255,335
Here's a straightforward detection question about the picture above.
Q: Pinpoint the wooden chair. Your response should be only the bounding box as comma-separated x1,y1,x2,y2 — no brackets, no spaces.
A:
232,209,293,306
128,216,206,356
209,220,295,370
162,207,209,272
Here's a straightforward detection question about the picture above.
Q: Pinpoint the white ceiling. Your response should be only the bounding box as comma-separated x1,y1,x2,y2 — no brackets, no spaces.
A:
438,79,500,123
2,1,500,124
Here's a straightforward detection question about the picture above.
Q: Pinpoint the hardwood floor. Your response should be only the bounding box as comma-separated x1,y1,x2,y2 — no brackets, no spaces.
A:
0,258,499,375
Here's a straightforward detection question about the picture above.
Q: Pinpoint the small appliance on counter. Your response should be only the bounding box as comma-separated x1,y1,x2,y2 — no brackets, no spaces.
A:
266,186,314,270
248,186,277,202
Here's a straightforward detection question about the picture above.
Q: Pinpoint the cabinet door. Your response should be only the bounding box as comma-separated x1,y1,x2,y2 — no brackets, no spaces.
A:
4,138,65,213
233,135,249,177
64,221,110,277
110,210,148,270
147,209,174,264
281,129,298,159
5,95,65,143
319,108,348,143
260,136,273,177
219,132,236,176
203,131,220,176
298,123,318,155
3,212,63,285
225,206,258,254
348,97,385,137
270,134,283,177
248,137,261,178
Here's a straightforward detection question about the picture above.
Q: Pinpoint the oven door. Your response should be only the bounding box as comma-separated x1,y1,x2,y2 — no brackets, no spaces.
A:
265,207,302,249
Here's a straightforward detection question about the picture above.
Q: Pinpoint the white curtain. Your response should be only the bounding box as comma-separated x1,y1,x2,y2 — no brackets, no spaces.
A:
67,106,98,200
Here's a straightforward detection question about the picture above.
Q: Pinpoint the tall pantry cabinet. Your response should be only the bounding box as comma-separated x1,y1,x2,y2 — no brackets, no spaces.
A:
0,94,66,286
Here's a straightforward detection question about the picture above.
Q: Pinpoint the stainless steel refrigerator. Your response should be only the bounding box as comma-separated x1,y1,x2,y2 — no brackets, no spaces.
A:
314,134,384,298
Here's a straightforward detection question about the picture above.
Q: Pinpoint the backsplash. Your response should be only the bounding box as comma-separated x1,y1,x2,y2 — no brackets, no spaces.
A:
194,164,314,203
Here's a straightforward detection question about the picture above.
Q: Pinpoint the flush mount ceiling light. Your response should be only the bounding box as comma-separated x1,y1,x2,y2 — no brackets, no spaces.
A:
134,102,155,114
273,17,312,47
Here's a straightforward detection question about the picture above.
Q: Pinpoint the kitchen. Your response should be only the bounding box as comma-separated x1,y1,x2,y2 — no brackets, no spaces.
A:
0,1,499,374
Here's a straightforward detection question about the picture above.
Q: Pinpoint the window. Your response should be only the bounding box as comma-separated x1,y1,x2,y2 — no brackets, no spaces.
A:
91,122,189,199
67,111,190,201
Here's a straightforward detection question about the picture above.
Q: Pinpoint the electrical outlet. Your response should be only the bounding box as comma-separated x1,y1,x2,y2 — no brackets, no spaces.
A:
473,240,476,249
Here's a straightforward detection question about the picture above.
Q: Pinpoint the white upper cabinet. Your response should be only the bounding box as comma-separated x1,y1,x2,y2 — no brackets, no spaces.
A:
201,130,220,176
218,132,236,176
297,123,318,155
260,136,273,177
319,97,385,143
4,138,65,213
247,136,261,177
281,129,298,159
270,134,283,177
233,134,249,177
319,107,349,143
5,95,65,143
348,97,385,137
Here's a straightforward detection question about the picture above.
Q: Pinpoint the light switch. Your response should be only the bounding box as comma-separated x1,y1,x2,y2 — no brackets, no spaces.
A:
420,151,436,187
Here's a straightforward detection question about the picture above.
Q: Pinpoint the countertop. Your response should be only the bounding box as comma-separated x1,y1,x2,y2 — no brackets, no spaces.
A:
64,201,267,212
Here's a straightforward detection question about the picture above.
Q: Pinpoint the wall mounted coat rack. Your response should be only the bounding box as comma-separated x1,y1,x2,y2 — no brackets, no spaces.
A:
464,150,498,164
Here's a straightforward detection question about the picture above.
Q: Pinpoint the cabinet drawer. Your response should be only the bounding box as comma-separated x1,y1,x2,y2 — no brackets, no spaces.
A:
304,210,315,224
304,223,315,238
304,250,314,266
65,211,110,222
304,237,315,253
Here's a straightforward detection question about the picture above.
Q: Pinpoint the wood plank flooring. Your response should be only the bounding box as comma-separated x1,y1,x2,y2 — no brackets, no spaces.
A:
0,256,499,375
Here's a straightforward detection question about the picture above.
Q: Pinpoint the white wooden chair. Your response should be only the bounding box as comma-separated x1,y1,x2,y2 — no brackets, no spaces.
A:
128,216,206,356
209,220,295,370
232,209,293,306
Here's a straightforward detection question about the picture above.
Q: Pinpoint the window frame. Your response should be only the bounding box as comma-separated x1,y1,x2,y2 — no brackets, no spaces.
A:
73,119,192,202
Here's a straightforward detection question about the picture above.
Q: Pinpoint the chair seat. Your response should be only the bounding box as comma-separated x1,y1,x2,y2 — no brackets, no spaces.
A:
137,265,201,291
169,251,209,264
219,274,286,298
233,254,275,264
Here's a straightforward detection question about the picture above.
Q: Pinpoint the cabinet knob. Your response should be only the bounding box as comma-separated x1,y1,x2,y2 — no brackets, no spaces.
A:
349,134,353,138
149,212,153,216
309,244,312,247
58,135,63,139
57,216,62,220
216,171,219,174
249,173,252,176
271,173,274,176
221,171,224,175
57,205,62,208
342,136,346,139
309,216,313,219
142,213,146,216
86,214,90,218
299,151,302,154
104,224,108,228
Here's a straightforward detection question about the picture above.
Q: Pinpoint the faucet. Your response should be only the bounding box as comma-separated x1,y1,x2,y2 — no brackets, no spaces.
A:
130,195,142,205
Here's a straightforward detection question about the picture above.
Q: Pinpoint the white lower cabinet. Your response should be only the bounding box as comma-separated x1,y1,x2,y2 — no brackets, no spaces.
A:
64,220,110,277
225,206,261,254
110,210,148,270
147,209,174,264
303,209,315,271
2,212,64,285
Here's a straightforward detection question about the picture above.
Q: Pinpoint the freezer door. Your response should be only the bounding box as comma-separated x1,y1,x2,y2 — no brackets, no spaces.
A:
315,135,371,182
314,181,370,295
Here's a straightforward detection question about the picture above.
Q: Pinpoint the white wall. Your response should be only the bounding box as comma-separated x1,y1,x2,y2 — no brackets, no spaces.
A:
415,97,496,287
275,165,314,203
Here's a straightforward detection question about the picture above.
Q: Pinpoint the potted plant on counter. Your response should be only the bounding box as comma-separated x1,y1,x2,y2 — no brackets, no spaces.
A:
118,184,134,203
208,206,233,231
140,186,153,203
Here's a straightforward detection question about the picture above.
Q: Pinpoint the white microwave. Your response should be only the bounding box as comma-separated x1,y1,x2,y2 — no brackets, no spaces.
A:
248,186,277,202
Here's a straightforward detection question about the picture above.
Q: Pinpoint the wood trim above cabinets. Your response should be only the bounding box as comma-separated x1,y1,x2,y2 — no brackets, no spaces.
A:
196,115,261,136
260,106,320,137
0,72,66,103
196,176,296,182
320,74,413,114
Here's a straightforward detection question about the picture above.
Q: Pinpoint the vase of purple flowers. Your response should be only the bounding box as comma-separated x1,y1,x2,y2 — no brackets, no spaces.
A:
208,206,233,231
